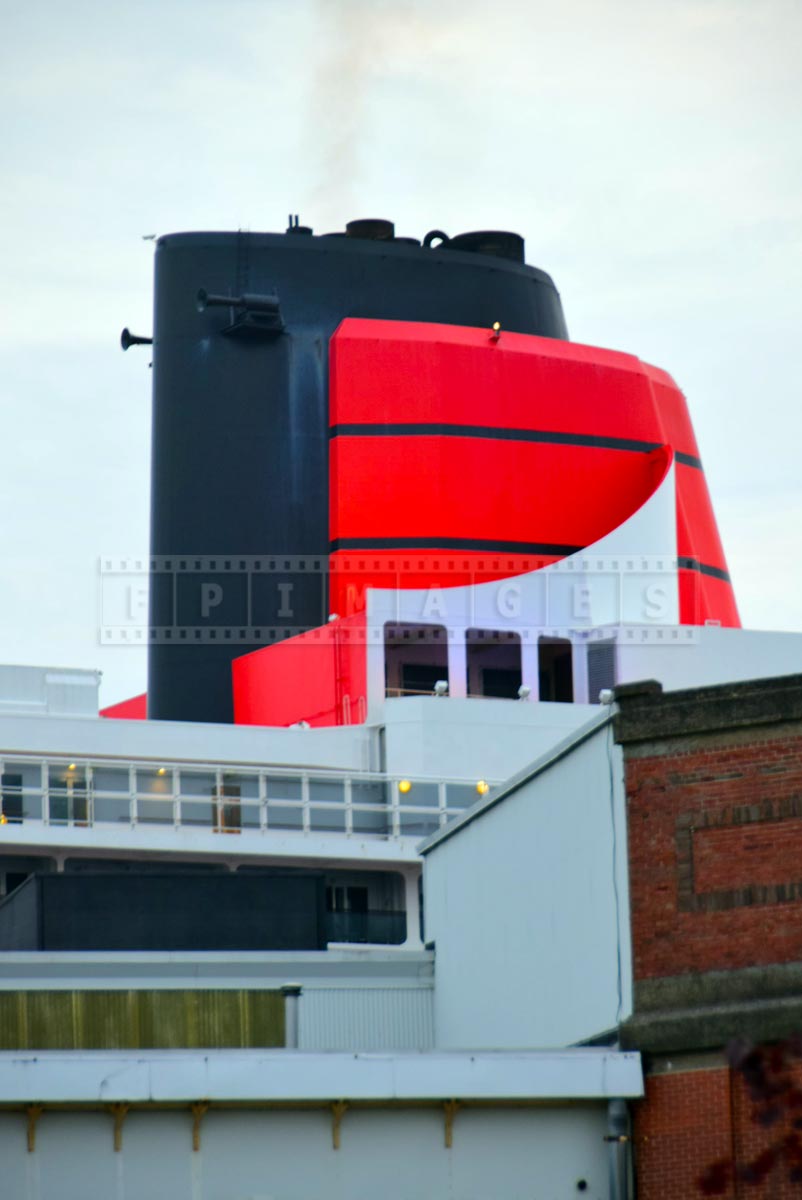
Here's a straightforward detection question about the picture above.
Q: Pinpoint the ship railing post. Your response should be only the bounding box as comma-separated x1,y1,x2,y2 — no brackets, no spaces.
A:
344,777,353,836
259,771,268,832
129,764,137,826
214,766,223,831
301,774,310,833
391,782,401,838
172,766,180,828
40,761,49,826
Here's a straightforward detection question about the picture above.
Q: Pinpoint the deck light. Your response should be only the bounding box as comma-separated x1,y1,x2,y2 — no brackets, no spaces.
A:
398,780,412,794
476,780,490,796
67,763,76,771
157,767,167,776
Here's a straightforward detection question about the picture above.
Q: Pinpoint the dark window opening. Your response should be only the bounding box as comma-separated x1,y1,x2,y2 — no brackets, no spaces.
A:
0,856,55,893
326,884,369,913
384,623,448,697
401,663,445,694
538,637,573,703
482,668,522,698
4,872,28,896
466,629,522,698
324,874,404,944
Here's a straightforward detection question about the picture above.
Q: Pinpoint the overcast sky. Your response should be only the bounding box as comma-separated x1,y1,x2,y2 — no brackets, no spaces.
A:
1,0,801,707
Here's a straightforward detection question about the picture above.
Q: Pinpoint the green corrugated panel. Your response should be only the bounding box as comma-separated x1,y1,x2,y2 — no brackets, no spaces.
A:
79,990,138,1050
0,990,285,1049
194,988,244,1048
247,990,286,1047
139,989,192,1049
0,993,21,1049
27,991,78,1048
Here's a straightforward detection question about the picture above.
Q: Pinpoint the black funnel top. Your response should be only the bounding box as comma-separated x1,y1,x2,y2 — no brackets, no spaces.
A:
147,222,568,722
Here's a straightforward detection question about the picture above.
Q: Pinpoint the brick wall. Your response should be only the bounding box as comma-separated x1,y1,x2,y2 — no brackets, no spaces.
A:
617,678,802,1198
634,1066,733,1200
626,727,802,980
635,1060,802,1200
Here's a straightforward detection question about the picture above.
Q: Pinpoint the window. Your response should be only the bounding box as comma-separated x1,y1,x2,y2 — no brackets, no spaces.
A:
384,623,448,697
92,767,131,824
538,637,573,703
466,629,522,698
0,763,43,822
48,764,88,824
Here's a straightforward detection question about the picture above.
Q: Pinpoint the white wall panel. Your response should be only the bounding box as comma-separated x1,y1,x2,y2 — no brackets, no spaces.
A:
424,716,633,1049
381,696,597,782
0,1103,611,1200
617,625,802,694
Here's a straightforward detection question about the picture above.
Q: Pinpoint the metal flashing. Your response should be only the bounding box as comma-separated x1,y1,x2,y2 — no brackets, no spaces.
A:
418,708,614,855
0,1046,643,1103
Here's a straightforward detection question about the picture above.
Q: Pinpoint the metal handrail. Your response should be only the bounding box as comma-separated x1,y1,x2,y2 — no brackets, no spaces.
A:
0,750,501,788
0,753,496,838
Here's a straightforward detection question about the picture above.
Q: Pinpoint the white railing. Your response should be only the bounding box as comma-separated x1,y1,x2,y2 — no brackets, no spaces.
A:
0,754,493,841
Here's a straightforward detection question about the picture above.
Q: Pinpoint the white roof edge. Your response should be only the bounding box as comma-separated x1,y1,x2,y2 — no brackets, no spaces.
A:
0,1048,643,1103
418,707,614,855
0,948,434,966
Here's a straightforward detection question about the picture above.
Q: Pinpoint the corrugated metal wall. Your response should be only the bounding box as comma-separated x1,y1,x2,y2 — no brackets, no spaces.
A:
299,987,433,1051
0,990,285,1049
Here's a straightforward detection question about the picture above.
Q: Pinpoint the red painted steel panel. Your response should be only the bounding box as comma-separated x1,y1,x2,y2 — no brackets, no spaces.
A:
332,437,668,548
642,364,701,461
329,318,738,627
675,463,729,569
100,693,147,720
330,320,694,449
232,612,367,728
678,570,740,628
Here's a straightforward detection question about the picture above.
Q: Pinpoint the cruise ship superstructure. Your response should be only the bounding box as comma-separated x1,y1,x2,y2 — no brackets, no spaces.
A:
1,217,801,1199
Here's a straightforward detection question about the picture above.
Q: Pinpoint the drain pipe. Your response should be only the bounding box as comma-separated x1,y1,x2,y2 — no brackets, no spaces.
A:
605,1099,631,1200
281,983,303,1049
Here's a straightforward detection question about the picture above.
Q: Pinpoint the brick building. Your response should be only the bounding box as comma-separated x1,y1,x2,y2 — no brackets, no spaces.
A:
615,673,802,1199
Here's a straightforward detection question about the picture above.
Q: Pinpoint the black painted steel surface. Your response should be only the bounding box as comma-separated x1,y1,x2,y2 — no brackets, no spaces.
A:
0,872,327,951
149,228,568,722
